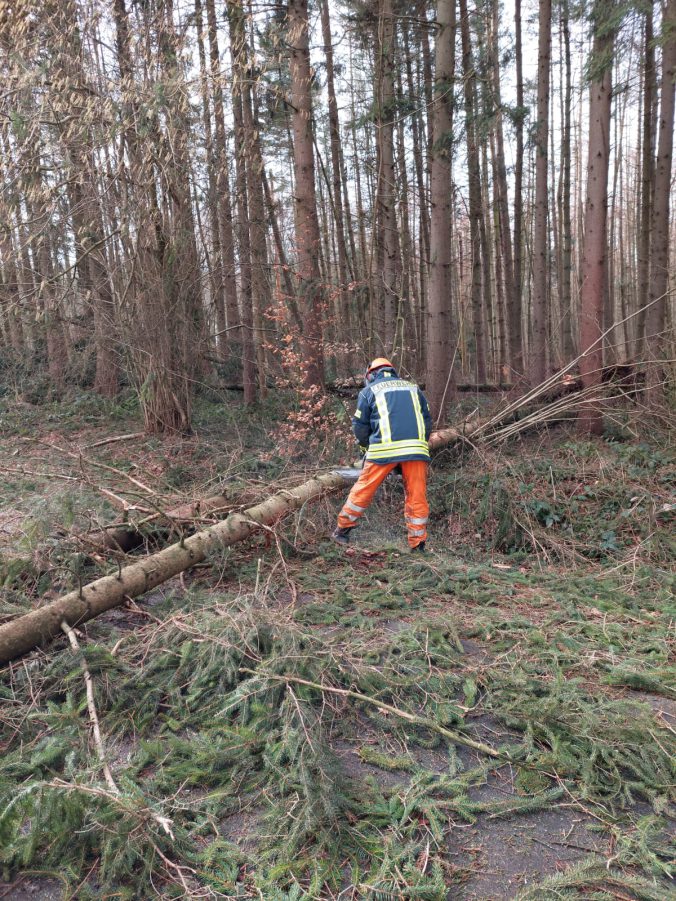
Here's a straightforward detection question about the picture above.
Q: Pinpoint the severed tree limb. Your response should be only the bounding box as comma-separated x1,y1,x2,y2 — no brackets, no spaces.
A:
0,472,348,664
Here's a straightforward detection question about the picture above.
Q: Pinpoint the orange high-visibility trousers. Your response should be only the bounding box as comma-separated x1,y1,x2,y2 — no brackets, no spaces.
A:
337,460,429,548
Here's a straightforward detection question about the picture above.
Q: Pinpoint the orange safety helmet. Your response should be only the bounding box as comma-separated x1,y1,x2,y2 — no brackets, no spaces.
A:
365,357,395,383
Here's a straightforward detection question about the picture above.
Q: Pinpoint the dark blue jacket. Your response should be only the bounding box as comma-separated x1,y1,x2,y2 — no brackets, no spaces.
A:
352,369,432,464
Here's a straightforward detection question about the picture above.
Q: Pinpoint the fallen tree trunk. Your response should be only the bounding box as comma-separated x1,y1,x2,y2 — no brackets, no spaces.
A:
0,472,347,665
0,378,621,664
0,408,495,664
86,490,237,554
87,374,597,554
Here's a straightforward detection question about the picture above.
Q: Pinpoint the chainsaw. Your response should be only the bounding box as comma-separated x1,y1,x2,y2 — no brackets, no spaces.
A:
333,447,366,483
333,449,403,484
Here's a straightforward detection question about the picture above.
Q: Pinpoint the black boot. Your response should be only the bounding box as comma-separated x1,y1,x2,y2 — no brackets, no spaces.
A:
331,526,353,546
411,541,426,554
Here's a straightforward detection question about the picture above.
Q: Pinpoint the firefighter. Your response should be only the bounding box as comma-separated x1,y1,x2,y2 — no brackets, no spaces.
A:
332,358,432,553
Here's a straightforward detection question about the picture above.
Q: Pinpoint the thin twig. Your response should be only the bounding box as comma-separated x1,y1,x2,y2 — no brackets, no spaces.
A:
84,432,145,449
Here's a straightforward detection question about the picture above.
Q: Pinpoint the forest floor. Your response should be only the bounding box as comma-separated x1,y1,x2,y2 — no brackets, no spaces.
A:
0,388,674,900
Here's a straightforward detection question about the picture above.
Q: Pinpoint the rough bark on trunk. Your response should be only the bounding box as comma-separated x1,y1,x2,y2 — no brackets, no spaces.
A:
645,0,676,388
426,0,457,423
560,0,575,361
531,0,551,385
635,6,656,358
229,0,268,399
489,0,516,380
512,0,525,375
287,0,325,390
459,0,487,384
578,2,615,435
229,66,257,407
319,0,351,341
374,0,399,354
205,0,241,362
195,0,227,353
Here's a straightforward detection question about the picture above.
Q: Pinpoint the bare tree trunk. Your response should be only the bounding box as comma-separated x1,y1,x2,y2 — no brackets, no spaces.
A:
406,12,430,330
28,148,66,391
531,0,551,385
52,1,120,396
195,0,226,352
635,5,656,358
459,0,486,384
578,1,615,435
512,0,525,375
205,0,241,364
229,34,257,406
0,143,25,355
71,165,120,398
319,0,351,343
374,0,399,354
394,89,415,368
560,0,575,361
426,0,457,422
489,0,516,380
113,0,192,432
229,0,269,398
645,0,675,389
287,0,324,389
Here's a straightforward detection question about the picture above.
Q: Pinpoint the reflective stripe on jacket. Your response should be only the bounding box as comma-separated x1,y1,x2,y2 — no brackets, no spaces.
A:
352,370,432,464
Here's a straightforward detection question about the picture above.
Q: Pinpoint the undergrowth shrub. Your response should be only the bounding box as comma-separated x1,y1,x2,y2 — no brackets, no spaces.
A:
429,437,674,562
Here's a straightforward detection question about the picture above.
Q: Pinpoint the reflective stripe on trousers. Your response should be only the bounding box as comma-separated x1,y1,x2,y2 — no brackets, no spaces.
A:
337,460,429,548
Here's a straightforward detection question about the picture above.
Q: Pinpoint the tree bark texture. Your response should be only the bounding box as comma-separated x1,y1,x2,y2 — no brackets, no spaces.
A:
512,0,525,375
206,0,241,358
531,0,552,385
578,1,615,435
287,0,325,390
560,0,575,361
426,0,457,424
645,0,675,371
319,0,352,336
459,0,487,384
374,0,400,355
635,7,656,358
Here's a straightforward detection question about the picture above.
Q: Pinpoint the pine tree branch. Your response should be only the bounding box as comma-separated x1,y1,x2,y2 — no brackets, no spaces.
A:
240,668,511,762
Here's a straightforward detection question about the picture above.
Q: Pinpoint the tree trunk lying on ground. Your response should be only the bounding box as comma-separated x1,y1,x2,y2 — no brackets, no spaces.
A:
0,378,624,664
0,472,346,665
0,408,492,664
88,414,489,553
87,490,238,553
